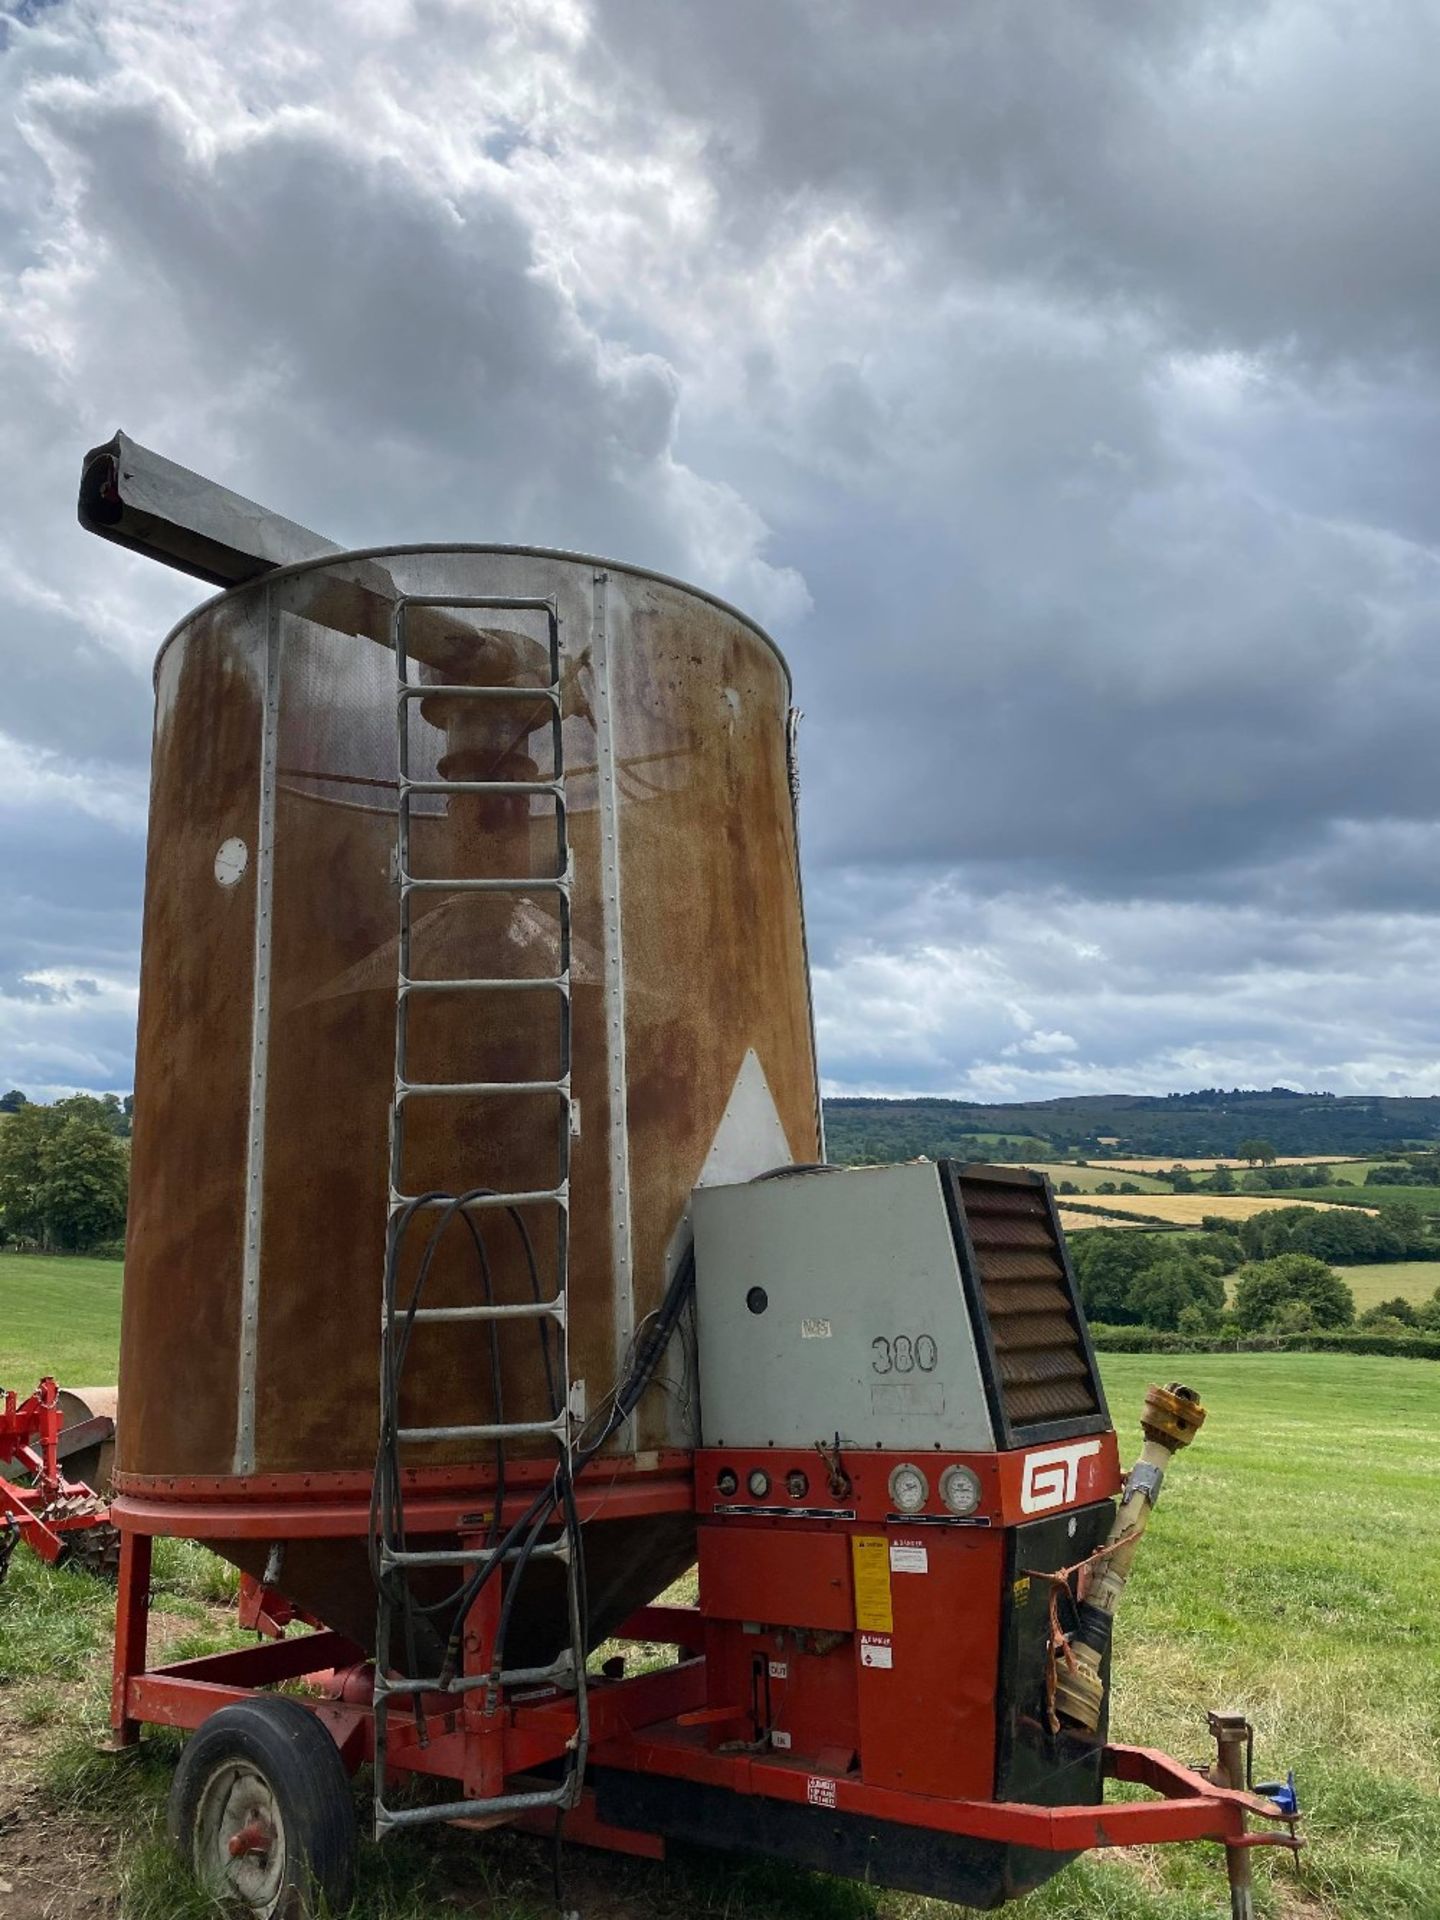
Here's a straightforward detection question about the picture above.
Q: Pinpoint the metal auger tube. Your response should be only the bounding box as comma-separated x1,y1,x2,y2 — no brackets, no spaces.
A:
1053,1381,1207,1733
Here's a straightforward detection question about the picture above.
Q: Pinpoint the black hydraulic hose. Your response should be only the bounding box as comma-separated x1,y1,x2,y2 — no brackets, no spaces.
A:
381,1193,506,1623
502,1203,562,1418
369,1188,448,1591
752,1161,840,1181
437,1242,698,1682
372,1186,565,1678
372,1187,454,1736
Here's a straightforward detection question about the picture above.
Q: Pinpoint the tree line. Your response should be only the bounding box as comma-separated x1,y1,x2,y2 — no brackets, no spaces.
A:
1070,1216,1440,1342
0,1094,130,1253
822,1090,1440,1159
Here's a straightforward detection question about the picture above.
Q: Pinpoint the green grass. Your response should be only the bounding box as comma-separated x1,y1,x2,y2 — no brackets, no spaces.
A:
0,1251,123,1383
1317,1161,1391,1186
4,1352,1439,1918
1025,1163,1171,1194
1339,1261,1440,1312
960,1132,1055,1154
1071,1354,1440,1920
1282,1183,1440,1214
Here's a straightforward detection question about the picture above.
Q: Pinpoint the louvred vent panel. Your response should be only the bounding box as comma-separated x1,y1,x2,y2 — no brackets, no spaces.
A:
952,1171,1102,1432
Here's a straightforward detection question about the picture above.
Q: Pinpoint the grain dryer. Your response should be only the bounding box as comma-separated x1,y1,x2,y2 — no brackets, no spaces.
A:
80,435,1297,1919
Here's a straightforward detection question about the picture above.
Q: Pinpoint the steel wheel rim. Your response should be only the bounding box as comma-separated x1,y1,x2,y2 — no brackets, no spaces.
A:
193,1758,290,1915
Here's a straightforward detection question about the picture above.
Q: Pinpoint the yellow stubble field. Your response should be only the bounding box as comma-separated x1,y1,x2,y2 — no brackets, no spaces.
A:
1058,1192,1376,1229
1087,1155,1361,1174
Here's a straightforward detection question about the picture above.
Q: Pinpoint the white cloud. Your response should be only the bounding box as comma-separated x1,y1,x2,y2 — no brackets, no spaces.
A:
812,879,1440,1101
0,730,147,832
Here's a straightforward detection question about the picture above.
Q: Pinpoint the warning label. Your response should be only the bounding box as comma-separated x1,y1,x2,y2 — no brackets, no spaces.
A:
889,1540,928,1574
806,1775,838,1808
859,1634,893,1669
850,1534,894,1634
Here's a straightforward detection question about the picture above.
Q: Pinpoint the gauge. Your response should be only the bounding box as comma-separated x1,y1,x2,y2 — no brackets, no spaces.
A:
887,1462,929,1514
786,1469,809,1500
939,1464,982,1516
747,1468,771,1499
715,1467,738,1498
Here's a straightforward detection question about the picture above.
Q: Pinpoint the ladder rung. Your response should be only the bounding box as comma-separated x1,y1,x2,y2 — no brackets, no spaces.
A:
380,625,587,1849
401,875,568,894
401,778,563,797
396,1079,568,1099
379,1539,569,1572
398,1417,568,1443
390,1189,568,1213
376,1783,571,1835
398,594,558,613
393,1299,565,1324
398,976,568,995
398,683,559,705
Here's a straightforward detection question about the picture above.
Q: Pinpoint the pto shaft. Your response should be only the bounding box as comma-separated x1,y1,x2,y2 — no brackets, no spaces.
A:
1054,1381,1206,1732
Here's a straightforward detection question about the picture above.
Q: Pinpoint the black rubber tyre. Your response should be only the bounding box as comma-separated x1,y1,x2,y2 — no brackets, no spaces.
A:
167,1696,356,1917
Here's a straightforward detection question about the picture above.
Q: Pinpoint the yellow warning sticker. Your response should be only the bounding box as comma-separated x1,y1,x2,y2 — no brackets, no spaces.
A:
850,1534,894,1635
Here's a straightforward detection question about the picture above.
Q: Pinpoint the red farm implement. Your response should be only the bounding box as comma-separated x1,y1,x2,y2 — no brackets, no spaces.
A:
0,1376,118,1583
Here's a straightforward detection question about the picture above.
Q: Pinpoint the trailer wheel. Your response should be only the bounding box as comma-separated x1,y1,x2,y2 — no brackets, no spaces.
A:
168,1696,356,1917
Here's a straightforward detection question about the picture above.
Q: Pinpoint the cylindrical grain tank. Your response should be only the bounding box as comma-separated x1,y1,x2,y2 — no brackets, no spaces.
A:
115,546,820,1660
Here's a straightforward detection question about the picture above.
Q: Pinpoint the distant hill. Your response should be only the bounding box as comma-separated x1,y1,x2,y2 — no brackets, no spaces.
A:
821,1089,1440,1165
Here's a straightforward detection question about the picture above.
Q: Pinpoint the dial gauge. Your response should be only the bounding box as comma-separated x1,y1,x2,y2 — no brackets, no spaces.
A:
888,1462,929,1514
939,1464,982,1516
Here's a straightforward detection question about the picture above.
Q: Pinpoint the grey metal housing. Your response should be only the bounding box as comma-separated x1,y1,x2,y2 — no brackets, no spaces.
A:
693,1162,998,1452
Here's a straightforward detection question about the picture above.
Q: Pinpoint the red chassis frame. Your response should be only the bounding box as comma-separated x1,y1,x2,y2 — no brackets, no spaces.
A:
104,1451,1297,1873
108,1452,1298,1885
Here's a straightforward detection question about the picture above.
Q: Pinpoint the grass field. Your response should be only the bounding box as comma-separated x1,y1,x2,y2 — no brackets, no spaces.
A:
1338,1260,1440,1312
1275,1183,1440,1214
1023,1162,1171,1193
0,1252,123,1383
960,1131,1054,1154
1056,1206,1149,1233
1314,1161,1389,1186
1089,1156,1364,1174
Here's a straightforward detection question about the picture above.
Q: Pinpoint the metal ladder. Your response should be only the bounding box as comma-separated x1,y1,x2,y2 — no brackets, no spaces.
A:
373,593,588,1837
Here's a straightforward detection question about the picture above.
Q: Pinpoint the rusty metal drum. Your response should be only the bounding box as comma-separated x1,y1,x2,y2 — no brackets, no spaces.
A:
116,546,820,1653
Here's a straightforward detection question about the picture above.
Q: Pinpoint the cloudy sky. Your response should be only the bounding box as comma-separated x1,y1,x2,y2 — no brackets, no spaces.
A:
4,0,1440,1103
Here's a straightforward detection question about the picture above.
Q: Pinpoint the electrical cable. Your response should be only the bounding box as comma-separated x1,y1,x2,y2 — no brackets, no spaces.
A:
372,1186,563,1714
752,1161,840,1181
373,1198,699,1827
436,1241,697,1689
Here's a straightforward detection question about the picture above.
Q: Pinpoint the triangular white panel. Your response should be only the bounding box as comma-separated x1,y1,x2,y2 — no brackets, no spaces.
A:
654,1049,794,1449
698,1048,793,1187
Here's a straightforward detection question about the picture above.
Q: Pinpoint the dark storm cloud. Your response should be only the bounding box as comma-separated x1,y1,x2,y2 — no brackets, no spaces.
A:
2,0,1439,1098
582,0,1440,915
595,0,1440,360
20,66,804,615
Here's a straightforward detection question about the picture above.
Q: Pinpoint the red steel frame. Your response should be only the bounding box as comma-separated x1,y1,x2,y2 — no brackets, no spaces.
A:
0,1377,112,1565
107,1448,1299,1878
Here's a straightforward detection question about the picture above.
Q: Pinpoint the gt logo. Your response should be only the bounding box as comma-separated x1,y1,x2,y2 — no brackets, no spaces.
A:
1019,1440,1102,1515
